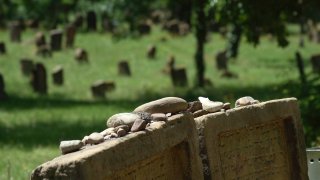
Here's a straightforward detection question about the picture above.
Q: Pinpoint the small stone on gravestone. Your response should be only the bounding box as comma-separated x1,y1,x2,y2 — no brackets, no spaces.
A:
65,24,76,48
0,42,6,54
9,21,21,42
235,96,259,108
107,113,141,128
52,66,63,85
100,127,115,137
216,50,228,70
116,128,127,137
187,101,202,113
50,29,63,51
150,113,167,122
310,54,320,73
170,67,188,87
20,59,34,76
130,118,148,132
198,97,224,113
86,132,104,145
75,48,88,63
134,97,188,114
31,63,47,94
35,32,46,48
91,80,115,98
0,73,7,100
147,45,156,59
60,140,84,155
114,125,130,132
86,11,97,31
118,60,131,76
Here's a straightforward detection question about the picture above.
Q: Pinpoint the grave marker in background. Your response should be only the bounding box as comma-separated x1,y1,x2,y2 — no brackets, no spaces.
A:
0,73,7,99
310,54,320,73
118,60,131,76
65,24,76,48
31,63,47,94
52,66,64,86
171,67,188,87
0,42,6,54
50,29,63,51
9,21,21,42
91,80,115,98
87,11,97,31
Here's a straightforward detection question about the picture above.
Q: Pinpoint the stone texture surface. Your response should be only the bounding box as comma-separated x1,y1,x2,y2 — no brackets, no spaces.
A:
31,113,203,180
134,97,188,114
86,132,104,145
107,113,141,128
151,113,167,122
195,98,308,180
130,118,147,132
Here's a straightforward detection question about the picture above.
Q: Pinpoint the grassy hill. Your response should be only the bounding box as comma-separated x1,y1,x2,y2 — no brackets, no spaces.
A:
0,25,319,179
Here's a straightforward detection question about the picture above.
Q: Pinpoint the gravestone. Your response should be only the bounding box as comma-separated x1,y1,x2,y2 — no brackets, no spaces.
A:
73,14,84,29
195,98,308,179
171,67,188,87
164,20,180,35
0,41,6,54
87,11,97,31
50,29,63,51
52,66,63,86
310,54,320,73
31,63,47,94
215,50,228,70
162,55,175,74
0,73,7,99
75,48,88,63
9,21,21,42
20,59,34,76
65,24,76,48
138,22,151,35
25,19,39,29
35,32,46,48
147,45,157,59
101,14,114,32
36,44,52,57
118,60,131,76
31,113,203,180
91,80,115,98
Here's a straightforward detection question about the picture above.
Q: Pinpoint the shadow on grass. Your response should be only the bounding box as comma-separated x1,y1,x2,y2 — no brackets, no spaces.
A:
0,78,319,148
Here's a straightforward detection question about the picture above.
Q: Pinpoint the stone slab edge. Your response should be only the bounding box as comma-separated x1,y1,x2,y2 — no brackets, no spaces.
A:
194,97,308,180
31,113,203,180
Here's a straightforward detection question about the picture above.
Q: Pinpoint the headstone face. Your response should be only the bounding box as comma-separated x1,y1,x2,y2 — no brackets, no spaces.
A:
0,41,6,54
310,54,320,73
20,59,34,76
118,60,131,76
87,11,97,31
0,73,7,99
50,29,63,51
9,21,21,42
216,51,228,70
195,98,308,180
147,45,157,59
52,66,63,85
31,113,203,180
65,24,76,48
91,80,115,98
35,32,46,48
171,67,188,87
74,48,88,63
31,63,47,94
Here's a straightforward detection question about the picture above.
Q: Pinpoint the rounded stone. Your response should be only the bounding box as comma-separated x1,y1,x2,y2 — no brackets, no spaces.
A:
222,103,231,110
198,97,223,112
86,132,104,145
117,128,127,137
235,96,259,107
131,118,147,132
151,113,168,121
106,113,141,128
147,121,166,130
133,97,188,114
100,127,115,137
60,140,84,154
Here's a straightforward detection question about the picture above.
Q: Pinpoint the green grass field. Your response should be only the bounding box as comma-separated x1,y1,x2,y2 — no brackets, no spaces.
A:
0,25,319,179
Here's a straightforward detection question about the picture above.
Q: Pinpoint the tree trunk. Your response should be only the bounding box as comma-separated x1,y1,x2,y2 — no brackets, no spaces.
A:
227,24,242,59
194,0,207,87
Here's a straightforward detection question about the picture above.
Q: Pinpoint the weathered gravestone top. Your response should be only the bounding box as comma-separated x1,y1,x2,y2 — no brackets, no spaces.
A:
31,113,203,180
195,98,308,180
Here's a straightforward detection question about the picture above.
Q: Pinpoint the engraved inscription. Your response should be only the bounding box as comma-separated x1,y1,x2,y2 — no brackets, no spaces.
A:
218,120,291,179
110,143,189,180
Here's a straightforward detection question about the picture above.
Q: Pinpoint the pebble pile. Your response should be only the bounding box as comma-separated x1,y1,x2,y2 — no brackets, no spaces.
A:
59,96,259,154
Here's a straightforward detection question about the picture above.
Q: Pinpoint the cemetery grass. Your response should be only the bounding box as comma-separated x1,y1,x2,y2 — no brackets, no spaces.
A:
0,25,319,179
